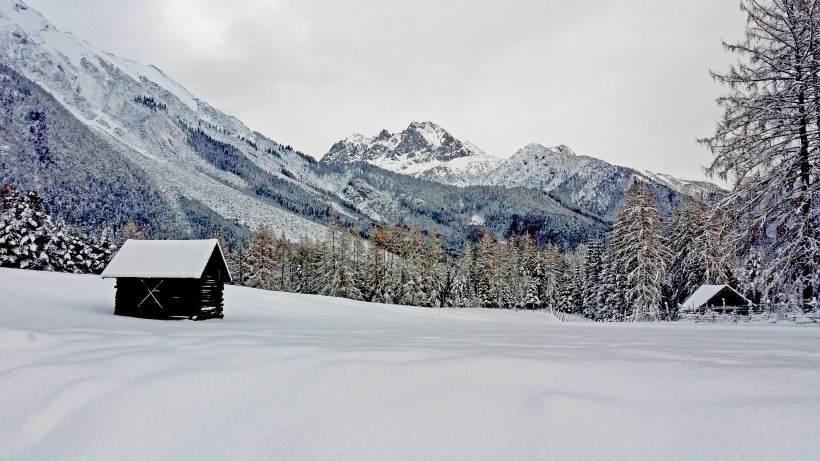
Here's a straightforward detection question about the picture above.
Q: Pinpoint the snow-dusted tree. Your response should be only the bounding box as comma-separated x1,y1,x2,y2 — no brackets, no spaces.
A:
582,238,604,318
540,243,565,312
497,241,522,309
0,185,114,274
448,241,476,308
273,231,292,291
234,242,249,287
292,237,320,294
607,181,669,321
666,198,736,312
424,232,445,307
738,248,767,306
366,226,393,303
334,229,362,301
397,227,426,306
519,234,542,310
702,0,819,310
474,231,500,308
245,225,277,290
555,247,585,314
118,218,143,243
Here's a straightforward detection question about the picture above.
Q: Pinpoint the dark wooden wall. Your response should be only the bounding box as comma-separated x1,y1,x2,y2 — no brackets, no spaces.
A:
112,247,227,320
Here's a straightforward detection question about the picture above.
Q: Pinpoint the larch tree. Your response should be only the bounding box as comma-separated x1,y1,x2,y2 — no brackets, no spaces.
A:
245,225,277,290
702,0,819,310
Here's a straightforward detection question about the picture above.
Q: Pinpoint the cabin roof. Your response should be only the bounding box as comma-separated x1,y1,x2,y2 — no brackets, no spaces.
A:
101,239,231,281
680,284,749,310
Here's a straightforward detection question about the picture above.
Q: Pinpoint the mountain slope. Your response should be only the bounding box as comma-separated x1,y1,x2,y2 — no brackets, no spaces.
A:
0,0,334,241
322,121,500,187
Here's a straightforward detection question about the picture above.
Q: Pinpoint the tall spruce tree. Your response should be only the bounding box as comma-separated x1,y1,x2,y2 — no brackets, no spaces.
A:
607,181,669,321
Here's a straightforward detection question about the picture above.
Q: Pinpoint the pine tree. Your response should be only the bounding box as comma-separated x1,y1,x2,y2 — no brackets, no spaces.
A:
607,181,669,321
398,227,426,306
540,243,565,312
474,231,499,308
0,187,55,270
582,238,603,318
702,0,819,311
738,248,767,308
519,234,542,310
448,241,476,308
424,232,445,307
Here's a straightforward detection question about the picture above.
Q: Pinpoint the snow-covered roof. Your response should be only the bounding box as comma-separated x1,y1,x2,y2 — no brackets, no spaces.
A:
101,239,230,281
680,285,748,310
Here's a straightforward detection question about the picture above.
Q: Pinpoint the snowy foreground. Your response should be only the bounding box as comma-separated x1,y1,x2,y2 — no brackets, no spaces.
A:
1,269,819,461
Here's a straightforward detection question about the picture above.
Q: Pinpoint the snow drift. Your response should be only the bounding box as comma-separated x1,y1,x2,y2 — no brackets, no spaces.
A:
1,268,819,460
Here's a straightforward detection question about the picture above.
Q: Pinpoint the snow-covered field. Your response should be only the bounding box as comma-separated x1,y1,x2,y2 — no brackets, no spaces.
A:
1,268,819,461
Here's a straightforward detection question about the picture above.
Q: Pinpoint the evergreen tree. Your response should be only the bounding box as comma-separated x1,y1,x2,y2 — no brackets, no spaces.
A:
607,181,669,321
519,234,542,310
398,227,426,306
424,232,445,307
448,241,476,308
540,243,565,312
474,231,500,308
582,238,603,318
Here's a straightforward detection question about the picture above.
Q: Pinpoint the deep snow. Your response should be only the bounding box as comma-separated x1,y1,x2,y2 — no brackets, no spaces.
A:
1,268,819,460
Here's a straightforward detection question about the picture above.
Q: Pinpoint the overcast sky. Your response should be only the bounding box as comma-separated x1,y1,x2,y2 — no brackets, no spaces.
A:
25,0,746,180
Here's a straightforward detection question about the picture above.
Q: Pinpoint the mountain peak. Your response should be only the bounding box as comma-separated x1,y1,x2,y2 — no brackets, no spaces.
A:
553,144,575,156
322,122,499,186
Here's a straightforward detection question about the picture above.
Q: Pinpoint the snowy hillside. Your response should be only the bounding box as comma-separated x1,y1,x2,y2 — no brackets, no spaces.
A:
322,121,500,187
638,169,724,198
0,0,328,240
2,267,820,460
476,143,636,218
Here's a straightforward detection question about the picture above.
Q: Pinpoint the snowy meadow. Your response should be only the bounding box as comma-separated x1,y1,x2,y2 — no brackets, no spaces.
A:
1,268,819,461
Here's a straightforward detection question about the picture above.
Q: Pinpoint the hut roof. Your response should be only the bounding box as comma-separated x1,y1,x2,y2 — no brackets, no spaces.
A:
680,284,749,310
101,239,231,281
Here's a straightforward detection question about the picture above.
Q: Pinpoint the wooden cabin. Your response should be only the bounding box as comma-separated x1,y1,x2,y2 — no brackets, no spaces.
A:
101,239,231,320
679,284,751,315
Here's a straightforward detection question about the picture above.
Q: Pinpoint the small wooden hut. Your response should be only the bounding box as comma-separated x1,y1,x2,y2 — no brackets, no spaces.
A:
101,239,231,320
680,284,751,315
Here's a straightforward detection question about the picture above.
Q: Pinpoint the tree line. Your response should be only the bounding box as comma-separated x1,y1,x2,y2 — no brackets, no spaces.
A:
208,179,770,321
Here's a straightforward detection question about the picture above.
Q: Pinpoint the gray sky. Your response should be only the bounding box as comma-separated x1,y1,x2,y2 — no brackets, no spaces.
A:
26,0,746,180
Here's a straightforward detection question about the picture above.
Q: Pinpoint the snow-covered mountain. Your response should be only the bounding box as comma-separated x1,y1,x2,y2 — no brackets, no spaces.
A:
0,0,609,249
322,122,500,186
477,143,636,218
0,0,719,249
637,169,724,198
480,143,723,219
0,0,338,240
